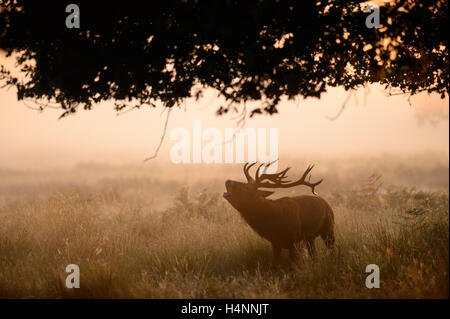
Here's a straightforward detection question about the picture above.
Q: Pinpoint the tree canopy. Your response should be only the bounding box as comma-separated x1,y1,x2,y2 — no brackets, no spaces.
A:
0,0,448,117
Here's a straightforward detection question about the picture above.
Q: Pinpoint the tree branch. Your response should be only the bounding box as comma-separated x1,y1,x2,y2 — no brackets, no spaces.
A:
144,107,172,162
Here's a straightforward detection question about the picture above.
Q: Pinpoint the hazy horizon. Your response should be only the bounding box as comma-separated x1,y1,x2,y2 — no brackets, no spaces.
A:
1,87,448,171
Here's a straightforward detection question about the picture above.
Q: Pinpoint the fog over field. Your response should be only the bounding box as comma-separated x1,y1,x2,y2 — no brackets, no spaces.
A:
0,153,448,298
0,52,449,298
1,89,449,298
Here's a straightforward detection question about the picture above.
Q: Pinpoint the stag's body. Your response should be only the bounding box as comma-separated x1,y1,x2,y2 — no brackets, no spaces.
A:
224,163,334,264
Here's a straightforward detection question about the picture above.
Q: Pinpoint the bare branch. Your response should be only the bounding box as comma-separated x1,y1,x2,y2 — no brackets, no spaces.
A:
22,100,42,111
144,107,172,162
233,103,247,128
363,85,370,107
326,89,354,121
116,105,139,116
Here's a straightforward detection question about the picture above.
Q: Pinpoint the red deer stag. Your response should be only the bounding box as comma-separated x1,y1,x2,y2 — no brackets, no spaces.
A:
223,162,334,265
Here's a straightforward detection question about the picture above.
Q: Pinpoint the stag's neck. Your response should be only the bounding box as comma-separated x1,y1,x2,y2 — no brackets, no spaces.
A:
237,197,279,233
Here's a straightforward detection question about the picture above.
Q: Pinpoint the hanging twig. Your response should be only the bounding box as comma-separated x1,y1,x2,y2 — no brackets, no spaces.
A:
221,128,240,146
295,97,301,109
233,103,247,128
23,98,61,111
326,89,354,121
363,85,370,107
198,93,217,110
22,100,42,111
144,107,172,161
116,105,139,116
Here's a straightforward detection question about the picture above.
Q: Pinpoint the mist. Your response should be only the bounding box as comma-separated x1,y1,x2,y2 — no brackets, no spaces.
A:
0,82,448,170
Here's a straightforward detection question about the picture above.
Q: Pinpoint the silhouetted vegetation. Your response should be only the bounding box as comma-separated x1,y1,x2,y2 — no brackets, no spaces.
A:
0,0,448,117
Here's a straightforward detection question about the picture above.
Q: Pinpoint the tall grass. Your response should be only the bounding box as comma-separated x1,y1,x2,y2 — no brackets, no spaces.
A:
0,170,447,298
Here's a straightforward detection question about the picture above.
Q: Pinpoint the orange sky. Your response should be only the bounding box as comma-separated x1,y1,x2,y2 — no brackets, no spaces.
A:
0,54,448,170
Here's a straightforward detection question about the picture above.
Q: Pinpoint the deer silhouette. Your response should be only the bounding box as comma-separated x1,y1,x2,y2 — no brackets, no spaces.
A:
223,162,334,265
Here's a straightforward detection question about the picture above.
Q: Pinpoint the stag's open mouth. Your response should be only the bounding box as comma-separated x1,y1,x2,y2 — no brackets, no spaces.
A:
223,180,233,199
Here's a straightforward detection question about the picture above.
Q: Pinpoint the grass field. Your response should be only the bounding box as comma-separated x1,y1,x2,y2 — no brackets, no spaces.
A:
0,154,448,298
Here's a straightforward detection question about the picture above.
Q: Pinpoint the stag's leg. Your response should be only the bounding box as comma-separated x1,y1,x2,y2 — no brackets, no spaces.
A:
321,209,335,251
289,246,297,262
272,243,282,267
289,242,301,262
306,238,316,260
321,230,335,250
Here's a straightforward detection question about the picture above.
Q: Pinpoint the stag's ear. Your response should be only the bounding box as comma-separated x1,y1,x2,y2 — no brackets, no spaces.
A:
257,190,274,198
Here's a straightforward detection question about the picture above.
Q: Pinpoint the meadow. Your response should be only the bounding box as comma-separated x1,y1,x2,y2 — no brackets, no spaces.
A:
0,153,448,298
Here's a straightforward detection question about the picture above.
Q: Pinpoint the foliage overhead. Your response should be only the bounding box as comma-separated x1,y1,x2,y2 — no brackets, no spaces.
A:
0,0,448,117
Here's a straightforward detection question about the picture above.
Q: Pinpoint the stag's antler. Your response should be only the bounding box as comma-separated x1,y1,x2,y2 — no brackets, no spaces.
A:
243,162,257,183
244,162,323,195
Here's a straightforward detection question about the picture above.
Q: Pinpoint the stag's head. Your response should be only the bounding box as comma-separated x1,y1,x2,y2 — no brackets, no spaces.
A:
223,162,323,210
